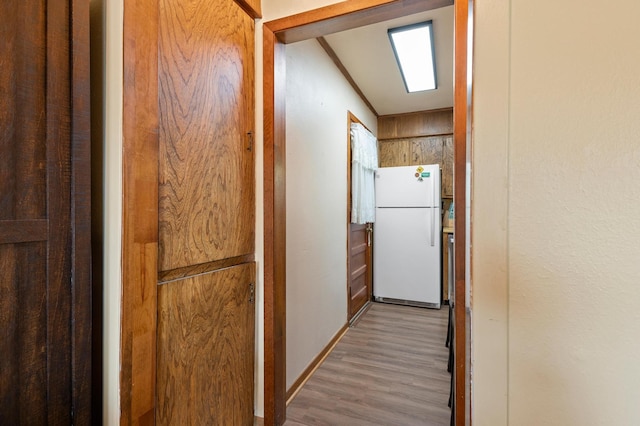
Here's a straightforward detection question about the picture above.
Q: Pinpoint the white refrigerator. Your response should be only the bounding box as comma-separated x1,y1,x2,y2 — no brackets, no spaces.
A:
373,164,441,309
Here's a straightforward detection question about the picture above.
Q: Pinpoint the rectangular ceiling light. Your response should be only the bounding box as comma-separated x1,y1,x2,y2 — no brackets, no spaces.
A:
388,21,437,93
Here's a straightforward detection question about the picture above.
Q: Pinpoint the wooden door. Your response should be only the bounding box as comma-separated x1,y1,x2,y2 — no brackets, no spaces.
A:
348,223,372,320
156,0,256,422
157,263,255,424
158,0,255,273
0,0,91,422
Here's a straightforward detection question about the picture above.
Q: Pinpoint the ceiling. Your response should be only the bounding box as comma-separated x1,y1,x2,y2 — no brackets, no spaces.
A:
323,6,454,116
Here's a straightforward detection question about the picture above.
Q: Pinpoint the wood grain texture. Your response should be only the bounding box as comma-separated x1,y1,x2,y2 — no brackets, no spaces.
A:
156,262,256,425
266,0,453,44
411,136,444,166
442,135,454,198
158,253,255,283
0,242,48,424
70,0,93,420
0,0,92,421
158,0,255,272
121,0,159,422
378,108,453,140
378,139,410,167
285,303,451,425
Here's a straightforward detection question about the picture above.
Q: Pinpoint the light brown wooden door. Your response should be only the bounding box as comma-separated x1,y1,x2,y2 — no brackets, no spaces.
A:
0,0,92,422
156,0,256,422
157,263,255,424
348,223,372,320
158,0,255,273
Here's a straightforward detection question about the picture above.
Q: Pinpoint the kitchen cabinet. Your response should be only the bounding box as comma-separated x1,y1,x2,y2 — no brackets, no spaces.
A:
378,135,453,199
379,139,411,167
442,136,454,198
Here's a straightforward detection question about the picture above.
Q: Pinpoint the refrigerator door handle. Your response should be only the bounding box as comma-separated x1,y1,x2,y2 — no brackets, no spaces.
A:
430,166,436,247
430,207,435,247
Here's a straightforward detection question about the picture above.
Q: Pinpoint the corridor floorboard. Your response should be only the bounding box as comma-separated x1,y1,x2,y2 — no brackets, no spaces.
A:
284,302,451,425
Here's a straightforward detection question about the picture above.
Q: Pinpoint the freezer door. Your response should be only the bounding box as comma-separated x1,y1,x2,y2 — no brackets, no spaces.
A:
373,207,441,305
375,164,440,208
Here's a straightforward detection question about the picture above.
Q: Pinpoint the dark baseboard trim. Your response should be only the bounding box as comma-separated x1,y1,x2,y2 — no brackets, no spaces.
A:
285,322,349,404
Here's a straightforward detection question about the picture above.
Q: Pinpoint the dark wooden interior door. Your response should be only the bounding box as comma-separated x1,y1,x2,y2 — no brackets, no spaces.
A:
0,0,91,423
348,223,372,320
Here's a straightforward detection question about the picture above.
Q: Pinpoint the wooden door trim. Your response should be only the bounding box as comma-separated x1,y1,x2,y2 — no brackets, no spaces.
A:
454,0,472,422
121,0,159,423
346,111,372,322
262,0,471,424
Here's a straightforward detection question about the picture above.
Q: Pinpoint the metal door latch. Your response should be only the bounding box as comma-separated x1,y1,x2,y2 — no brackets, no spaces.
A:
249,282,255,303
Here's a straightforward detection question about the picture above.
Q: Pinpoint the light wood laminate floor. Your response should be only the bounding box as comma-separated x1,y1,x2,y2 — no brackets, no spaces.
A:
284,302,451,425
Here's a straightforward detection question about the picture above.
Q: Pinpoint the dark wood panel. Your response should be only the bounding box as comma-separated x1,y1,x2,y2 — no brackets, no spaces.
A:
411,136,444,166
156,263,256,425
0,243,48,424
0,220,48,244
285,303,451,425
121,0,159,422
378,139,410,167
378,108,453,140
0,0,47,222
69,0,93,420
267,0,453,44
158,0,255,271
0,0,92,421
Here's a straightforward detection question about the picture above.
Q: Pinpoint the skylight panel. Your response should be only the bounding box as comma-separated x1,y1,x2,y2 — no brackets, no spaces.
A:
388,21,437,93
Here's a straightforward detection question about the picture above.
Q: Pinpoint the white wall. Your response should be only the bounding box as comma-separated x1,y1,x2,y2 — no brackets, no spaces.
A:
284,39,377,390
473,0,640,425
94,0,123,423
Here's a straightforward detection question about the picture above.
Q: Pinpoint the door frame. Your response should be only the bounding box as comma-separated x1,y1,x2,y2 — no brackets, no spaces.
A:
263,0,472,424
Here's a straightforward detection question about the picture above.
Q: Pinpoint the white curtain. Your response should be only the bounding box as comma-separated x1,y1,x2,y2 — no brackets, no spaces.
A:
350,123,378,224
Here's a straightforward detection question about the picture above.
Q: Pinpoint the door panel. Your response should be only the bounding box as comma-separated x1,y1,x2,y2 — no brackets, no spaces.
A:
348,223,371,320
0,0,91,421
158,0,255,272
411,136,443,166
378,139,410,167
157,263,256,425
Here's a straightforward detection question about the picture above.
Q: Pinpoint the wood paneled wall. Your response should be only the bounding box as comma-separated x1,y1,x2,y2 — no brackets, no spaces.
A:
378,108,453,140
378,108,454,198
